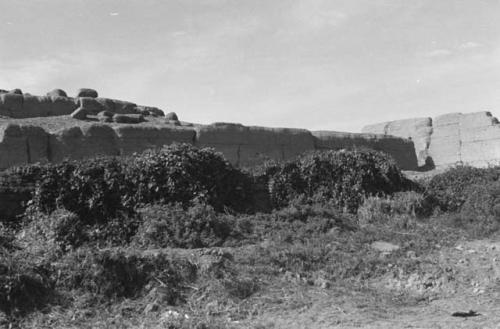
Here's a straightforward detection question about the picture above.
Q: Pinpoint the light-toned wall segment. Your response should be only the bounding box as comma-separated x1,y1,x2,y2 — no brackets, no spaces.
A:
313,131,418,170
0,121,418,170
362,111,500,168
362,117,432,167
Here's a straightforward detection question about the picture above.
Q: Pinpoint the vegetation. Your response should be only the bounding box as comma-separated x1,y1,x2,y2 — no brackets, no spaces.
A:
124,144,254,212
133,203,238,249
0,145,499,328
259,149,411,212
424,165,500,212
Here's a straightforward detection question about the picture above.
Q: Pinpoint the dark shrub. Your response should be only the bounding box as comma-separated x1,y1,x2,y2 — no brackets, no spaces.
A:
268,198,355,225
425,166,500,212
461,181,500,219
22,208,142,252
56,248,196,302
86,213,141,247
0,250,53,315
18,143,252,226
134,203,235,249
245,200,356,245
0,224,16,251
124,143,254,212
22,209,85,253
29,157,131,224
261,150,410,212
447,181,500,236
0,165,43,220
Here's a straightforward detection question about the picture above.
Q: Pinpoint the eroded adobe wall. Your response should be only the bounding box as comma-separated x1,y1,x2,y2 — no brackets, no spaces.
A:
0,121,418,171
430,111,500,167
195,123,317,167
0,88,419,171
0,93,78,118
362,117,432,167
0,124,49,169
49,125,120,162
362,111,500,168
0,91,162,119
114,125,196,155
312,131,418,170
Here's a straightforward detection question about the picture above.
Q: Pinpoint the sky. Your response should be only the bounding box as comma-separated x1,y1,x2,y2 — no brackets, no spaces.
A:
0,0,499,132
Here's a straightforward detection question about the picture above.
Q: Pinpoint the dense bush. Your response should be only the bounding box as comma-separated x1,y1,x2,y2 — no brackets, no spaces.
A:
425,166,500,212
124,144,254,212
28,158,130,224
20,209,85,253
134,203,236,249
10,144,254,224
0,250,53,315
460,181,500,219
56,248,197,301
260,150,410,213
445,181,500,236
0,165,43,220
21,209,141,253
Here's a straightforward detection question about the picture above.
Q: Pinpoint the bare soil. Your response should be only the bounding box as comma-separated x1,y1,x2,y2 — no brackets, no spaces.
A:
247,234,500,329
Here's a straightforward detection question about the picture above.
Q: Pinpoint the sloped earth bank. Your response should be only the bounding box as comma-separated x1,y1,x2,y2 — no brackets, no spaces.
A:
252,235,500,329
14,230,500,328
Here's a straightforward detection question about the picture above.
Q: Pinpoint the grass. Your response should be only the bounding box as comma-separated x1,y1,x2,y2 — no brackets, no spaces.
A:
3,200,483,328
2,159,500,328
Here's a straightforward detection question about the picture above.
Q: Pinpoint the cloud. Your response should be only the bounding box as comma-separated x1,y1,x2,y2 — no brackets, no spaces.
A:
109,12,119,16
171,31,187,37
421,41,485,61
290,0,347,30
458,41,483,50
0,58,65,91
422,49,453,58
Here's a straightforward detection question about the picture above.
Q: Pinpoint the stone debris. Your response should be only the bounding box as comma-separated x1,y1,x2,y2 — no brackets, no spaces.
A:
165,112,179,121
47,88,67,97
371,241,400,253
451,310,480,317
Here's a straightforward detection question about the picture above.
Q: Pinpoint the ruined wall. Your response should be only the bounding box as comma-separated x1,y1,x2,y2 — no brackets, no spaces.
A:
312,131,418,170
0,93,78,118
6,88,500,171
114,125,196,155
0,88,419,171
49,125,120,162
362,111,500,168
0,124,49,169
362,117,432,167
0,92,161,118
0,122,418,170
195,123,316,167
430,111,500,167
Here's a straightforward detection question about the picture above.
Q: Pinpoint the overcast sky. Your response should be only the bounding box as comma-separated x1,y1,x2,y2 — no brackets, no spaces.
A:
0,0,499,131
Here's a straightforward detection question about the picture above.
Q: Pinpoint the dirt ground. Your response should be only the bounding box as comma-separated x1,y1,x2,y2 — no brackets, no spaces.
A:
246,234,500,329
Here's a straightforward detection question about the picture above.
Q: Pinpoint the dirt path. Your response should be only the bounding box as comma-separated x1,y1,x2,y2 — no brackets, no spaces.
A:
246,235,500,329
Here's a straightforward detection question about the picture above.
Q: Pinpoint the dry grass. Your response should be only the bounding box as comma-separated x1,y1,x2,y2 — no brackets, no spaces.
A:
4,202,482,329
